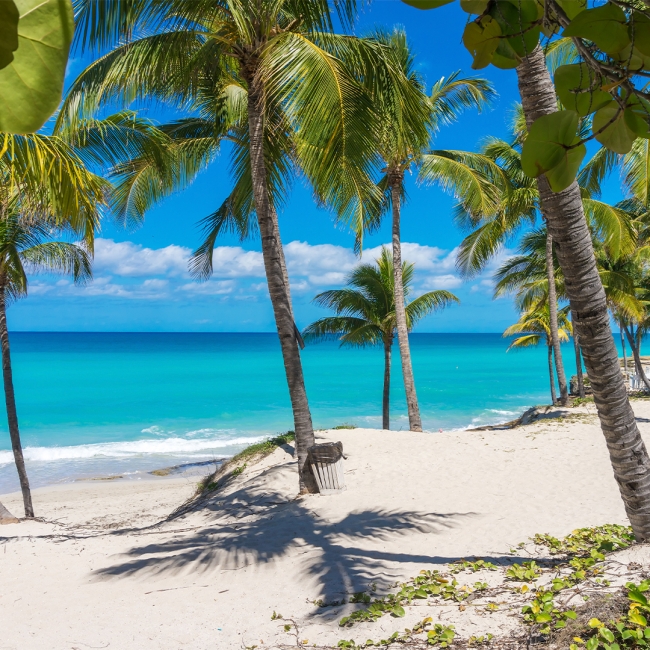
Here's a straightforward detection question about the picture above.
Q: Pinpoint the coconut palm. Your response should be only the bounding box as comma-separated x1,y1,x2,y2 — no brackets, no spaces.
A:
0,211,92,518
504,304,572,405
303,248,458,430
359,28,493,432
61,0,400,493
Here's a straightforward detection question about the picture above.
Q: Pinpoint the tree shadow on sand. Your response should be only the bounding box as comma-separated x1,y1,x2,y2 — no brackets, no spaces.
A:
92,460,483,599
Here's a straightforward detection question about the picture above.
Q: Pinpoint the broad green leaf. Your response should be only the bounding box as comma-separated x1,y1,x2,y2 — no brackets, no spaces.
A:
463,15,502,69
491,39,519,69
521,110,586,191
632,12,650,58
392,605,405,617
0,0,74,133
628,589,649,606
599,628,615,643
0,0,19,69
554,63,611,116
563,3,630,56
557,0,586,20
628,610,648,626
490,0,540,59
460,0,488,13
593,101,636,154
401,0,454,8
536,613,553,623
625,97,650,139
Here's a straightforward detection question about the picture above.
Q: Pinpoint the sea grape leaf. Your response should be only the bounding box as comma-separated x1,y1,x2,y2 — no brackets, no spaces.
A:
460,0,489,14
490,0,540,59
554,63,611,116
0,1,19,70
0,0,74,133
556,0,586,21
593,101,636,154
563,3,630,56
632,12,650,58
463,15,502,69
624,97,650,139
491,39,520,70
521,110,586,192
401,0,454,8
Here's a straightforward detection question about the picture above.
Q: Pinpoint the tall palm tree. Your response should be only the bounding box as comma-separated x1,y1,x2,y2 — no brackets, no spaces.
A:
0,212,92,518
61,0,397,493
504,304,572,405
361,29,493,432
303,248,458,430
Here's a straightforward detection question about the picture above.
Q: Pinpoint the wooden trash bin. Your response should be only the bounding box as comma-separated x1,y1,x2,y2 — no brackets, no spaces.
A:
308,441,346,495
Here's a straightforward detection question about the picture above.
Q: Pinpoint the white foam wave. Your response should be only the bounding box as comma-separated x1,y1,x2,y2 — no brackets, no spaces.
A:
0,434,265,465
487,409,517,416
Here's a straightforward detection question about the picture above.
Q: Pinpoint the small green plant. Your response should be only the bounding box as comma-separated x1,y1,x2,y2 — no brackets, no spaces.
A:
332,424,357,430
349,592,371,604
572,396,594,406
505,561,542,582
449,558,498,574
231,463,246,477
532,525,634,556
468,633,494,645
271,611,282,620
522,588,577,634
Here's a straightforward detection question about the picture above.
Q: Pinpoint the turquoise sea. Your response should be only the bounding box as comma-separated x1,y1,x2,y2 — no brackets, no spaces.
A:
0,332,591,493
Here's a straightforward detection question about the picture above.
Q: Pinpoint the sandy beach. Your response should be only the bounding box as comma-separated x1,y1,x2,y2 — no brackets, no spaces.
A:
1,400,648,649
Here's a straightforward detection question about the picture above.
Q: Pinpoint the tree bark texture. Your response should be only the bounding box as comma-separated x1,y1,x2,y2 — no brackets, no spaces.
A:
0,499,18,523
517,45,650,540
389,174,422,432
547,344,558,406
245,74,317,493
624,325,650,391
0,291,33,517
546,233,568,404
572,319,586,398
383,336,392,430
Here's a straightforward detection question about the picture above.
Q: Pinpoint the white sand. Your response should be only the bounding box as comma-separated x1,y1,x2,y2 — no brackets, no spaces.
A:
1,400,648,649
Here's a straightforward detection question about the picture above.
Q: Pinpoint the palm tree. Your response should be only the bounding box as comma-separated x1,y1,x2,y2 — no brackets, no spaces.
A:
361,28,493,432
0,212,92,518
303,248,458,429
504,304,572,405
61,0,397,493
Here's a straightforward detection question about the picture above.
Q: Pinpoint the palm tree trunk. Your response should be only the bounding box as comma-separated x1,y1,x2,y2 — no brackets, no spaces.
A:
517,45,650,540
0,290,33,517
246,73,317,493
389,173,422,432
546,233,568,404
571,316,585,398
0,499,18,523
547,344,557,405
624,324,650,391
383,335,392,430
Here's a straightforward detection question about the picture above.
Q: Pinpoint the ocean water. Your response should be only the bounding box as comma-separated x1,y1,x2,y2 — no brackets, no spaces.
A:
0,332,585,493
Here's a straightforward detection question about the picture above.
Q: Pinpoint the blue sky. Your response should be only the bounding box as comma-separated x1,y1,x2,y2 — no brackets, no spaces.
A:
8,2,622,333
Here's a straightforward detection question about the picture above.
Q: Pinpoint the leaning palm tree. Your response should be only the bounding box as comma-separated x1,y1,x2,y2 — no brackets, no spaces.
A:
504,304,572,405
303,248,458,430
359,28,493,432
61,0,397,493
0,212,92,518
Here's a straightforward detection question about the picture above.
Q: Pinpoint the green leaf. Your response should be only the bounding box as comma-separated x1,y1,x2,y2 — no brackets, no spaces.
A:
460,0,489,13
624,97,650,139
0,0,74,133
490,0,540,59
521,110,586,191
0,0,19,69
536,613,553,623
629,589,649,607
463,15,502,69
632,12,650,58
600,628,615,643
557,0,586,20
554,63,612,116
593,101,636,154
401,0,454,8
563,3,630,56
586,637,599,650
392,605,405,618
628,610,648,626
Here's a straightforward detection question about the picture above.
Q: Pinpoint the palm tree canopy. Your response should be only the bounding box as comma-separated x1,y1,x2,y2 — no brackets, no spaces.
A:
0,211,91,303
504,304,572,351
303,247,458,347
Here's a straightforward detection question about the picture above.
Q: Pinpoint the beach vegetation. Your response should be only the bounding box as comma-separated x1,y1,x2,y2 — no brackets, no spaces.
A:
351,27,493,433
304,248,457,430
400,0,650,544
63,0,421,495
449,558,497,574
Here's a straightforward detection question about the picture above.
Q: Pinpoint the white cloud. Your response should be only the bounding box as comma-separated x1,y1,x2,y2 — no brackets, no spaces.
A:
421,274,463,290
94,239,189,277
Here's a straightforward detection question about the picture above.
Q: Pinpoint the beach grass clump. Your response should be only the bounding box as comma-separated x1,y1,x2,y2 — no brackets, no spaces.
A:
332,424,357,430
196,431,295,496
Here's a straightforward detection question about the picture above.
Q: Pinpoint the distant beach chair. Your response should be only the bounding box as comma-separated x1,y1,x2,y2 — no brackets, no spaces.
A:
308,441,346,495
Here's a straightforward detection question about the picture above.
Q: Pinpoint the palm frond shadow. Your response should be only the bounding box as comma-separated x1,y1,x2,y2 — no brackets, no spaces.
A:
91,461,477,599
